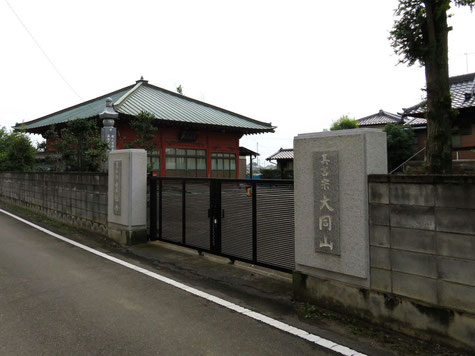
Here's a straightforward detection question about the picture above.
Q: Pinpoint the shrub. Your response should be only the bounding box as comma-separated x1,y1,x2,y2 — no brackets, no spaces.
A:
330,116,358,131
384,123,416,172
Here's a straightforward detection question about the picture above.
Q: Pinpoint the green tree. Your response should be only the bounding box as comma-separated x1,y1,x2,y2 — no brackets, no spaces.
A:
124,111,158,152
176,85,183,95
390,0,474,173
0,127,37,171
330,115,358,131
384,123,416,172
50,119,108,172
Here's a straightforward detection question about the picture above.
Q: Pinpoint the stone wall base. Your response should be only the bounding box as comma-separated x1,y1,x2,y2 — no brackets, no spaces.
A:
107,222,148,246
293,271,475,352
0,197,108,236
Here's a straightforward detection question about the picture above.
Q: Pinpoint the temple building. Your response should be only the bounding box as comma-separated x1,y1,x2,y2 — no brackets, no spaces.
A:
17,78,274,177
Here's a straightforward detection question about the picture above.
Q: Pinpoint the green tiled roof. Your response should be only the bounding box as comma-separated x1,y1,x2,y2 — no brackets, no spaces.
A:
18,86,134,131
18,80,275,134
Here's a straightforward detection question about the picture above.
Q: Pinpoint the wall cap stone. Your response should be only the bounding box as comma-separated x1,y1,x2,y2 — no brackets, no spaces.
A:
368,174,475,184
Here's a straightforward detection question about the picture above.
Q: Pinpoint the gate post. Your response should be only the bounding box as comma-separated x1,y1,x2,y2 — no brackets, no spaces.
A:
107,149,148,245
293,129,387,292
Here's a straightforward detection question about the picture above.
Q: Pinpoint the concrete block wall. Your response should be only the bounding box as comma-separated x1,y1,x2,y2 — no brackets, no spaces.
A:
369,175,475,314
0,172,108,235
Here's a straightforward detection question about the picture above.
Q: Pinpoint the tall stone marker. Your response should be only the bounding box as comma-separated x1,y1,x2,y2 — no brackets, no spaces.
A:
100,97,118,153
294,129,387,287
107,149,148,245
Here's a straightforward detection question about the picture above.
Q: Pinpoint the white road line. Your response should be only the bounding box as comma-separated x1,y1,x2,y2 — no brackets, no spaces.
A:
0,208,366,356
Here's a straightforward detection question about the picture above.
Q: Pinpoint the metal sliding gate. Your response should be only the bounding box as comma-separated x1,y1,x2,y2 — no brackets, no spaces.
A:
148,177,295,272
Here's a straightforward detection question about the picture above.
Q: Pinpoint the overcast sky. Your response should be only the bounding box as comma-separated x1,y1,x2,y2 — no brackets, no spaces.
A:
1,0,474,163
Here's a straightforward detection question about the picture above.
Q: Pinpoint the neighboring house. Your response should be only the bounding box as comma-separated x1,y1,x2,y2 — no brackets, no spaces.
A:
357,109,427,161
266,111,402,178
16,78,274,178
238,146,259,178
266,148,294,179
402,72,475,160
357,110,403,129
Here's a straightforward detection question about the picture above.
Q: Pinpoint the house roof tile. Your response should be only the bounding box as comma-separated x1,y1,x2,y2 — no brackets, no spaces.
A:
403,117,427,127
266,148,294,161
16,86,133,131
403,72,475,117
357,110,402,126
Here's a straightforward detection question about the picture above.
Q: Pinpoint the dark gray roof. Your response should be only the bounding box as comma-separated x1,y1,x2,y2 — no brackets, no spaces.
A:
239,146,259,157
403,72,475,117
404,117,427,127
266,148,294,161
357,110,402,126
18,79,275,135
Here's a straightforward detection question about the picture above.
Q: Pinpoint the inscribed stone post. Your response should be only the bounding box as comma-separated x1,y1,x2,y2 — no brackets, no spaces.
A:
107,149,147,245
294,129,387,287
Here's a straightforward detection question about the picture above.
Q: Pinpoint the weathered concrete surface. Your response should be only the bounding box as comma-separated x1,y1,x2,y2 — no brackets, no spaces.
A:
293,272,475,352
364,175,475,349
390,227,436,254
367,175,475,315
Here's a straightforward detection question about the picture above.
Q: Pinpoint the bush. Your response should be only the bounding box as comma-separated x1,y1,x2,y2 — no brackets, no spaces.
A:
330,115,358,131
260,168,281,179
0,127,37,171
384,123,416,172
47,119,108,172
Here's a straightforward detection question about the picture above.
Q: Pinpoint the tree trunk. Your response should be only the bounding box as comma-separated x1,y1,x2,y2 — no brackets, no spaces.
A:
423,0,453,173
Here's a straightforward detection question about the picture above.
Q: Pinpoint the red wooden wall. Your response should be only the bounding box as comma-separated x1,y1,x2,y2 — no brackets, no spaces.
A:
116,122,242,177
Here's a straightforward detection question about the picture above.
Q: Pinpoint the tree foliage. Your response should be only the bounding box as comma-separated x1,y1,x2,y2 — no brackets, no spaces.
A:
124,111,158,152
176,85,183,95
390,0,473,65
260,167,281,179
0,127,37,171
330,115,358,131
48,119,108,172
389,0,474,173
384,123,416,172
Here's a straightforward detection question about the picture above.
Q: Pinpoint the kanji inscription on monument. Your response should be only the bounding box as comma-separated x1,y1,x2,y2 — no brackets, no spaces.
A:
313,151,340,255
101,127,117,152
113,160,121,215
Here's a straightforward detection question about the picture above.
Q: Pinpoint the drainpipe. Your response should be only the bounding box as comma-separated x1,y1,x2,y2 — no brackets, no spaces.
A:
250,155,254,179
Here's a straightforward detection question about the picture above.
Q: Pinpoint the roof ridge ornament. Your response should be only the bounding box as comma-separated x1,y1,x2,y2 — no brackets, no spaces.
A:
136,76,148,84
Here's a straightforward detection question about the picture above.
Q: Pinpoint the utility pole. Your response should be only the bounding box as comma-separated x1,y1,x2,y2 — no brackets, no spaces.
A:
465,52,475,73
256,142,259,167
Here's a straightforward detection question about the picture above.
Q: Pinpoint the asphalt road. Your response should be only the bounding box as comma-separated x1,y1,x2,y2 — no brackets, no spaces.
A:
0,211,338,356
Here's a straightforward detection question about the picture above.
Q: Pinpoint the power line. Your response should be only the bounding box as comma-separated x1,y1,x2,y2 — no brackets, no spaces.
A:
4,0,82,100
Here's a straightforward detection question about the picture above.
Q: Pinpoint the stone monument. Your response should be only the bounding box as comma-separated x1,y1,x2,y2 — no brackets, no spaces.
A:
294,129,387,288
